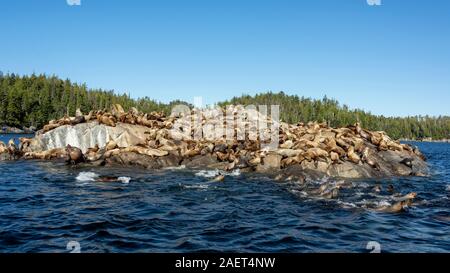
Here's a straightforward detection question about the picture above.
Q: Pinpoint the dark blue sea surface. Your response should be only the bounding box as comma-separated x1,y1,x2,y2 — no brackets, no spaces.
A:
0,134,449,253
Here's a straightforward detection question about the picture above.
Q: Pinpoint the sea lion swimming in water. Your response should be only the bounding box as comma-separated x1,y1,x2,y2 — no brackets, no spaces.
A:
387,184,395,194
321,187,340,199
212,174,225,182
373,185,382,193
374,200,412,213
95,176,120,183
392,192,417,202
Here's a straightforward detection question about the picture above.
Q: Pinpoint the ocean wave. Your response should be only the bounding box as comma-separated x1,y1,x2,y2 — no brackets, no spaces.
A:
75,172,131,184
164,165,186,171
76,172,99,182
195,169,241,178
118,177,131,184
183,184,209,189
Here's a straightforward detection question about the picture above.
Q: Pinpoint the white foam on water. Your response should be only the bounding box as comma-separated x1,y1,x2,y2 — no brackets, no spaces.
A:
338,201,357,208
183,184,209,189
228,169,241,176
164,165,186,171
118,177,131,184
446,185,450,191
358,182,370,188
76,172,99,182
376,200,392,207
195,169,220,178
195,169,241,178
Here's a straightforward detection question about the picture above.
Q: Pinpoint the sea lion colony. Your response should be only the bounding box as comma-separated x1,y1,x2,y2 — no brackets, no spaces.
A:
0,104,425,212
1,104,426,174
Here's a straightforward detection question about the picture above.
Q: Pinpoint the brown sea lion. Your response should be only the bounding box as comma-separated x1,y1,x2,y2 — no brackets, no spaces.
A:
96,176,120,183
17,137,31,152
43,123,60,133
392,192,417,202
0,141,7,154
65,145,85,165
347,146,361,164
75,108,83,117
123,146,169,157
330,151,340,162
212,175,225,182
99,115,116,127
387,184,395,194
84,110,94,122
321,187,340,199
71,115,86,126
7,139,19,157
374,200,411,213
105,140,118,151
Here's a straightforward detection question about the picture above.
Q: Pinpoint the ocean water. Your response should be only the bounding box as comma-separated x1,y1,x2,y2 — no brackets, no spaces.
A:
0,134,448,253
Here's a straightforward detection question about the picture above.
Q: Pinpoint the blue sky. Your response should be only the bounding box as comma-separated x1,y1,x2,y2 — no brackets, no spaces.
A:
1,0,449,117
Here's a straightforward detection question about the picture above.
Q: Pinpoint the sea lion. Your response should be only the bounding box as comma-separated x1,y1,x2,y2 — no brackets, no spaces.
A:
85,145,102,161
111,104,125,116
304,148,329,160
373,185,382,193
248,156,261,166
7,139,19,158
274,174,284,181
75,108,83,117
413,147,427,161
321,187,340,199
387,184,395,194
347,146,361,164
86,144,100,154
84,110,94,122
330,151,340,162
123,146,169,157
392,192,417,202
105,140,118,151
43,123,60,133
400,158,413,168
96,176,120,183
71,115,86,126
18,137,32,151
104,148,121,158
212,175,225,182
98,114,116,127
374,200,411,213
65,145,85,165
0,141,7,154
26,148,67,160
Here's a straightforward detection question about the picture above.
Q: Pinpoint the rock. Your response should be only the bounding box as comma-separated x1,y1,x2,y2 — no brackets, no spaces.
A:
328,162,378,179
182,154,220,169
260,153,282,170
28,121,149,153
9,104,428,180
106,152,182,169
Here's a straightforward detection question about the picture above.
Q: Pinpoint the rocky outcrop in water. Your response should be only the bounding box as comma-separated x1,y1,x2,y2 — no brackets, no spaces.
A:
0,126,36,134
0,105,429,179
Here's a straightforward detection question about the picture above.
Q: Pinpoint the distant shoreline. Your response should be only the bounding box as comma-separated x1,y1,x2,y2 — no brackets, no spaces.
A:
0,126,36,135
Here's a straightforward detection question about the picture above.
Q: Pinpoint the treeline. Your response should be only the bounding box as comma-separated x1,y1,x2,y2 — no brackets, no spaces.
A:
219,92,450,140
0,73,449,140
0,73,186,129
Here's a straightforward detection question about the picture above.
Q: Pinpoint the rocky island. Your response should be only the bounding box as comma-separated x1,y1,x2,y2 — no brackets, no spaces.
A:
0,104,428,182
